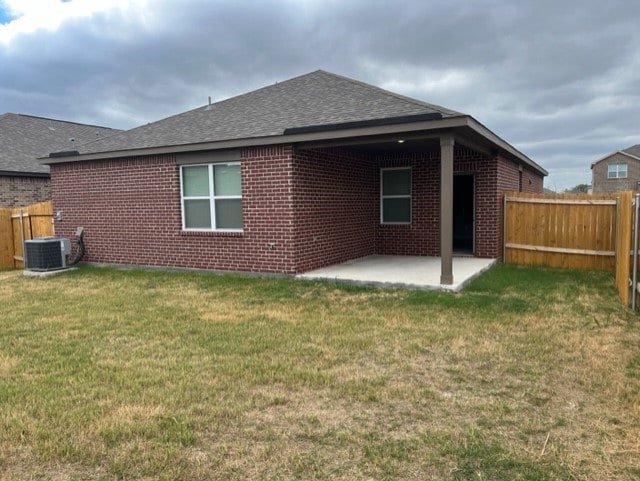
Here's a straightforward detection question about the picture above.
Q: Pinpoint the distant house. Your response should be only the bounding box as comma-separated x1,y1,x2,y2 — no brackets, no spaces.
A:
45,70,546,284
0,113,118,207
591,144,640,193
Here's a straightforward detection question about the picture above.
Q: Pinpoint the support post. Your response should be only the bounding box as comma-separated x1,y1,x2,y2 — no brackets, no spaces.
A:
440,134,454,284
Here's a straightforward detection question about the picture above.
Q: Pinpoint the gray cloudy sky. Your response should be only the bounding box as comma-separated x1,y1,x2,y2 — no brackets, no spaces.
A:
1,0,639,190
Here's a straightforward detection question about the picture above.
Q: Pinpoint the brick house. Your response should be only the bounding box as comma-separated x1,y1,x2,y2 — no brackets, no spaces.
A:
591,144,640,193
0,113,118,207
46,70,546,284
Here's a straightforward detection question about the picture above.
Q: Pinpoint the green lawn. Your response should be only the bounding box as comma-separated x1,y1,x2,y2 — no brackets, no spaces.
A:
0,265,638,480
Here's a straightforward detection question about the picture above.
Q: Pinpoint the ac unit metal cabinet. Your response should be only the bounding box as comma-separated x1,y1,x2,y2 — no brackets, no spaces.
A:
24,237,71,271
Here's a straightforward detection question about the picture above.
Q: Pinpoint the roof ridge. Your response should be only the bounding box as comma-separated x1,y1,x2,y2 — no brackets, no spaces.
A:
622,143,640,153
1,112,118,130
129,69,461,129
316,70,464,117
201,69,328,109
46,70,351,154
591,143,640,166
47,70,477,159
58,125,133,152
96,71,324,136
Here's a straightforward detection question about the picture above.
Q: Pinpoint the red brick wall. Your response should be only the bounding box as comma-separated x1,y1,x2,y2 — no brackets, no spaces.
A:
375,148,505,257
292,148,376,272
241,146,296,273
51,147,298,274
0,175,50,208
50,143,544,273
522,166,544,193
456,149,500,258
482,156,544,259
374,150,543,259
376,151,440,255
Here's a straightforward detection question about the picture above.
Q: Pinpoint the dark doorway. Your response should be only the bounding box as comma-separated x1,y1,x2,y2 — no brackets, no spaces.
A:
453,175,474,254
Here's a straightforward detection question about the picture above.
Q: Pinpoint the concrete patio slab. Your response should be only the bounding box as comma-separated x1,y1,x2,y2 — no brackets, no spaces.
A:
296,255,496,292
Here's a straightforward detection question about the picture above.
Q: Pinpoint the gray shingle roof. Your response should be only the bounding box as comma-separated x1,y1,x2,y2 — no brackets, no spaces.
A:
622,144,640,158
0,113,119,174
592,143,640,167
72,70,465,155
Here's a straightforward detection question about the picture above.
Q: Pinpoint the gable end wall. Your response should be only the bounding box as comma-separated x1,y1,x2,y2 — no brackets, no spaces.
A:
592,153,640,192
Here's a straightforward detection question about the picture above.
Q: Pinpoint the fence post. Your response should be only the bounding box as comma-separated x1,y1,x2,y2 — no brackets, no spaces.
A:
18,210,26,269
633,194,640,310
503,194,507,263
615,192,633,306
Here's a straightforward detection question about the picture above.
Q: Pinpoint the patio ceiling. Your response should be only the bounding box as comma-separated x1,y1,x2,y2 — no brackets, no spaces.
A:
293,126,496,159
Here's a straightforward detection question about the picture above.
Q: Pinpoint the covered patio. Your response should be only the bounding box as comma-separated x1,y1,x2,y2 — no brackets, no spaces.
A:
292,123,540,286
296,255,496,292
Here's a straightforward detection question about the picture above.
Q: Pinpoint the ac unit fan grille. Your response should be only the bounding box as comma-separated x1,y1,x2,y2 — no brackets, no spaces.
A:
25,239,68,271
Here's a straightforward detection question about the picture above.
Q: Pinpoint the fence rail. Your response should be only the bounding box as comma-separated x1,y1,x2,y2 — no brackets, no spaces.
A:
504,191,635,306
0,200,54,269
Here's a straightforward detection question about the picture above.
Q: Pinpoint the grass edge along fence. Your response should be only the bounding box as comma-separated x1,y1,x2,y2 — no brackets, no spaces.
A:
0,200,54,269
504,191,635,306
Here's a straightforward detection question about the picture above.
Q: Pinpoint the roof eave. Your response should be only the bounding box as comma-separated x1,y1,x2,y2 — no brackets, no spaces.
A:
43,116,469,164
43,115,546,177
464,117,548,176
591,150,640,167
0,169,50,178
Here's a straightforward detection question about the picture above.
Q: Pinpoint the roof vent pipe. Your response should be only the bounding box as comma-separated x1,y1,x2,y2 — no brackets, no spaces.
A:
204,96,212,111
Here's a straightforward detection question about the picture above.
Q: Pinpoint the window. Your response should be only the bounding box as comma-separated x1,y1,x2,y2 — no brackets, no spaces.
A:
608,163,628,179
381,167,411,224
181,162,243,231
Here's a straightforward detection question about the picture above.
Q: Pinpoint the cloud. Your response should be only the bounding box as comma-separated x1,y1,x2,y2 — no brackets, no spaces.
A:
0,0,139,45
0,0,639,190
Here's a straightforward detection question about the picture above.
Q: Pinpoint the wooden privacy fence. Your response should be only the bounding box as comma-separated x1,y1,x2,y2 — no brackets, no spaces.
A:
504,191,635,306
0,200,54,269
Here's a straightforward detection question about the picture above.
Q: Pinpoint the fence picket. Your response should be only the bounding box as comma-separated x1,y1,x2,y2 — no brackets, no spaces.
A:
0,208,12,267
0,200,53,269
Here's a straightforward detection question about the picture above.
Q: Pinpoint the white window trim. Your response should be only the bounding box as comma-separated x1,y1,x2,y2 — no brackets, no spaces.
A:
607,163,628,179
180,162,243,232
380,167,412,225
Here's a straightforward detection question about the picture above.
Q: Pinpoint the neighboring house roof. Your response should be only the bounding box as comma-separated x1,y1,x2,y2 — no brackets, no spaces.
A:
622,144,640,159
0,113,119,176
591,143,640,168
45,70,547,176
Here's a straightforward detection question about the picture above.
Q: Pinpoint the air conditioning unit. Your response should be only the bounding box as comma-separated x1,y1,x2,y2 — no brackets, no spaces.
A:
24,237,71,271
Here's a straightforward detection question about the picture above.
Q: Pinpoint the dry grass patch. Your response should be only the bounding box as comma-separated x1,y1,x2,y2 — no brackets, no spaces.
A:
0,264,638,480
0,355,18,377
